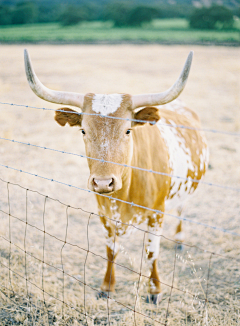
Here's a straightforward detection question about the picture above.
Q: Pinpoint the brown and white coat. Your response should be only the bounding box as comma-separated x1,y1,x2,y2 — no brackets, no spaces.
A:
24,50,208,303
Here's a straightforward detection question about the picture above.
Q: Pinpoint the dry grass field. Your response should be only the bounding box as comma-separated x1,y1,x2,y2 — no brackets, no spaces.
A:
0,45,239,325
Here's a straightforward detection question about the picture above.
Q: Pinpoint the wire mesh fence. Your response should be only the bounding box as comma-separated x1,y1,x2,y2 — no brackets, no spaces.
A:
0,179,239,325
0,101,239,325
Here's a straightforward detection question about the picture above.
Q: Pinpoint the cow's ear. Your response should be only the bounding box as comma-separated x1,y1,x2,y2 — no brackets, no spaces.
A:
55,108,82,127
132,107,160,127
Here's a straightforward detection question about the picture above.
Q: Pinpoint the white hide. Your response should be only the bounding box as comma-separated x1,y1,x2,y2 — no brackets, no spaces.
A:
162,99,194,120
157,116,208,211
174,231,185,242
92,94,123,116
146,226,162,266
106,236,119,256
110,199,121,221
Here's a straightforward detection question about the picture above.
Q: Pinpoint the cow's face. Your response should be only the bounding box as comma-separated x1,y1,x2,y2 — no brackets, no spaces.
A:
55,93,160,194
24,49,192,194
82,93,133,194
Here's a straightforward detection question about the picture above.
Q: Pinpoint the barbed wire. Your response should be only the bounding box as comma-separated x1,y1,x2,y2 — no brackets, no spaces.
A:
1,101,240,137
1,203,238,273
0,179,239,325
0,164,239,237
0,99,239,324
1,135,239,193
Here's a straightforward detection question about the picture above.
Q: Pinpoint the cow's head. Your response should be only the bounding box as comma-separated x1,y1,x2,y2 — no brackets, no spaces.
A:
24,49,193,194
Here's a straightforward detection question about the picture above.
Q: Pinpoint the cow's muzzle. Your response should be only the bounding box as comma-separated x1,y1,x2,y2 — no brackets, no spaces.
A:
88,175,121,193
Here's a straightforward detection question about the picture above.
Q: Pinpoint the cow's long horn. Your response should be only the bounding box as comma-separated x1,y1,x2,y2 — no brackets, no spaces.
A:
24,49,84,108
131,51,193,109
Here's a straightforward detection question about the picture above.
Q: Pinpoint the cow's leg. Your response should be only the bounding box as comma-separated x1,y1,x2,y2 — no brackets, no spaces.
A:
97,223,119,299
101,241,118,292
146,213,163,304
174,206,185,250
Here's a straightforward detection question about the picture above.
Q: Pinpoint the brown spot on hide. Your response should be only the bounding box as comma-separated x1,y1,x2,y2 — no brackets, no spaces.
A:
176,221,182,234
148,252,154,260
178,182,182,191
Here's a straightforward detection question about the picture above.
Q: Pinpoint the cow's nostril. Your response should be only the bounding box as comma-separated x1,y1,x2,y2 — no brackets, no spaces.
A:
93,179,98,187
109,178,114,188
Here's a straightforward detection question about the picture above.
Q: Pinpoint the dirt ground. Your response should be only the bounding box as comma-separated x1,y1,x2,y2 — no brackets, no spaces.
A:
0,45,239,325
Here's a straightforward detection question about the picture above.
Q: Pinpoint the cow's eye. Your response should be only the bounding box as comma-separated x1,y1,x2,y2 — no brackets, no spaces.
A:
126,129,131,135
81,129,86,135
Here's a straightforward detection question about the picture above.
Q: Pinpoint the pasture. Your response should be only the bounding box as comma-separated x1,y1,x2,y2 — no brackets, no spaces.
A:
0,19,240,44
0,45,239,325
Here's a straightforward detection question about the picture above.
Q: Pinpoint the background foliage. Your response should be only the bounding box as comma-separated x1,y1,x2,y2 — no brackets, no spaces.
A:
0,0,239,45
189,5,234,30
0,0,239,28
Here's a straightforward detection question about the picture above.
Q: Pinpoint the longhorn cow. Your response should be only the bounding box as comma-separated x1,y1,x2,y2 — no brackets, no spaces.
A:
24,50,208,304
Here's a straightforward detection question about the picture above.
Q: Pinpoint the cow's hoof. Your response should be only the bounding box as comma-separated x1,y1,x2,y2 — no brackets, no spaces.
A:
176,243,184,251
146,293,163,305
96,291,108,300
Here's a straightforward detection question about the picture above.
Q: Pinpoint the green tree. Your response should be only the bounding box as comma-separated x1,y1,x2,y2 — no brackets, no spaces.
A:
157,4,192,19
127,6,159,27
0,5,12,25
232,7,240,18
104,3,160,27
12,1,38,24
59,5,87,26
210,5,234,29
80,2,103,21
189,5,234,30
104,2,131,27
37,3,59,23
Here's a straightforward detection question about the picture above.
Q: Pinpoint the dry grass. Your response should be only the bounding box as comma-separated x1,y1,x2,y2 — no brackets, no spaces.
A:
0,45,239,325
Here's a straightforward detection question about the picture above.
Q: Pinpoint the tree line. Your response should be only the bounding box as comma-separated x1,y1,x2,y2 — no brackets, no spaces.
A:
0,1,239,29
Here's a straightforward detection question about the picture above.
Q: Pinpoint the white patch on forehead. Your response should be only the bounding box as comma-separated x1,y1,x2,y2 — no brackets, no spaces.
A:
92,94,123,116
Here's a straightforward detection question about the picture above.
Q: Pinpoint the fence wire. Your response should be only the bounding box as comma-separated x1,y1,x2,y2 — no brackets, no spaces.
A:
0,135,239,193
0,163,239,237
0,100,239,325
0,179,239,325
1,101,240,137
